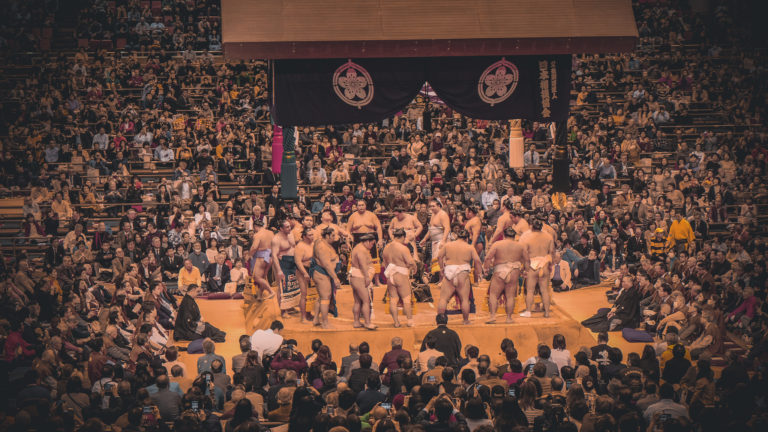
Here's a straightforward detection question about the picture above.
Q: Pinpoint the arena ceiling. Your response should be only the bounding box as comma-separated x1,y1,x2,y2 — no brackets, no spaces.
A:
222,0,638,59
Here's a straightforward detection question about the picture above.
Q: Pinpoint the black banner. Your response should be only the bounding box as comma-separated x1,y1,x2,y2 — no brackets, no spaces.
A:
271,55,571,126
427,55,571,122
271,58,426,126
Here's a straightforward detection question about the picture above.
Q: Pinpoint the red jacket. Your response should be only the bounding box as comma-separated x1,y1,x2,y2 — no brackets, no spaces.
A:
3,331,35,362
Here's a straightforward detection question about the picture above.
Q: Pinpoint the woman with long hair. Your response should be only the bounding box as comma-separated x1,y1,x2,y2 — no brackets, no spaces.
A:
225,398,265,432
308,345,336,387
517,381,542,428
288,387,323,432
638,344,660,381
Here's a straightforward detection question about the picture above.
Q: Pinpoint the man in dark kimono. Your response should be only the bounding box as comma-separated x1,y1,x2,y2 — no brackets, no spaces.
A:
174,285,226,342
581,275,641,332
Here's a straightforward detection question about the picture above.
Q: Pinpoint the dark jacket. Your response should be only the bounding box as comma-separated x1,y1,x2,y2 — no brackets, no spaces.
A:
348,367,380,394
205,262,231,285
421,325,463,367
613,286,642,327
415,408,469,432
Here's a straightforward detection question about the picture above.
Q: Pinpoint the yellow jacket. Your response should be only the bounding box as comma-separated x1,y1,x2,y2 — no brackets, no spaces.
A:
666,218,694,248
178,267,202,289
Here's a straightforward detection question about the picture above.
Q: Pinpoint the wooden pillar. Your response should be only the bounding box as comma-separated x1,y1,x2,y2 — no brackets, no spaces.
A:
280,126,298,200
508,119,524,168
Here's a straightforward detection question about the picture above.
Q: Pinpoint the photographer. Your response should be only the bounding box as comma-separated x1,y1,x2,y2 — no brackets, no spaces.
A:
415,393,468,431
269,341,308,375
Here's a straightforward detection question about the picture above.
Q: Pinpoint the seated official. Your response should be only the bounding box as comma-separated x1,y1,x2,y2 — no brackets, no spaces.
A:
581,275,642,332
178,258,203,293
204,253,230,292
174,284,226,342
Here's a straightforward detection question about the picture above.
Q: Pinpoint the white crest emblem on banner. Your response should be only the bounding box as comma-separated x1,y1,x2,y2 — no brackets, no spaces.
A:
333,60,374,109
478,58,519,106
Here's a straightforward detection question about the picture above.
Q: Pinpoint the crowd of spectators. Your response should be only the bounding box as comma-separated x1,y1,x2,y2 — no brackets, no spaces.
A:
0,0,768,431
0,0,58,53
75,0,222,52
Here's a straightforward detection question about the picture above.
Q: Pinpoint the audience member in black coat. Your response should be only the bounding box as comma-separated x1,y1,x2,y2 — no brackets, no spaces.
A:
421,314,463,367
582,275,642,332
348,354,380,395
661,344,692,385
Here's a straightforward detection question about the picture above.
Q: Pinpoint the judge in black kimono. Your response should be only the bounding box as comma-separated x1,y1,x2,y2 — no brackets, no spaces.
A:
581,275,642,332
175,284,226,342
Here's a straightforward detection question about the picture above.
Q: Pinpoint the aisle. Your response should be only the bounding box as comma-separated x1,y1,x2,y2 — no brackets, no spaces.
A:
177,299,245,381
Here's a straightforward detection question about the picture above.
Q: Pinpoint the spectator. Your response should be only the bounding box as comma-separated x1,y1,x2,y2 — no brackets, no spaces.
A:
198,338,227,375
151,375,183,422
421,314,462,367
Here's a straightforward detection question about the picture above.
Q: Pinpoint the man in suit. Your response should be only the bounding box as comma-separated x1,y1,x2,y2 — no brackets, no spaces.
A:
226,236,244,263
348,353,380,394
161,247,184,282
111,247,134,282
550,251,572,292
147,235,166,264
573,249,602,288
339,343,359,379
115,221,134,249
204,252,230,293
265,185,282,215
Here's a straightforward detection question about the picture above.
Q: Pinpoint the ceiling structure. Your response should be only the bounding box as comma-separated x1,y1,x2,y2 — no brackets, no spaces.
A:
222,0,638,59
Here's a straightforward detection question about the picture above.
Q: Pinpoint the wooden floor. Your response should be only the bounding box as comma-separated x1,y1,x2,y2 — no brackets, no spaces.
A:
177,281,646,376
553,283,650,356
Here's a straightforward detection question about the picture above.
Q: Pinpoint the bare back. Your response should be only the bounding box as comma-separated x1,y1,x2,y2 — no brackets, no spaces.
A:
523,231,554,258
382,242,413,268
443,241,477,266
489,239,526,265
251,229,274,253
